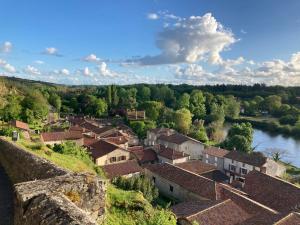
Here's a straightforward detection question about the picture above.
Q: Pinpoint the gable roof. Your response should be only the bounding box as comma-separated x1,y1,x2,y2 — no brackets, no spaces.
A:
92,126,115,135
158,133,194,145
224,151,267,167
158,145,189,160
203,146,229,158
128,146,158,164
102,160,142,179
171,200,217,218
11,120,30,131
176,160,216,174
89,139,122,159
275,212,300,225
185,199,251,225
41,131,83,142
145,163,217,200
243,171,300,213
103,136,128,145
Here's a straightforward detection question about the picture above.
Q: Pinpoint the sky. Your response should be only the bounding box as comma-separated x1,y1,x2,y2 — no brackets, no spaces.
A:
1,0,300,86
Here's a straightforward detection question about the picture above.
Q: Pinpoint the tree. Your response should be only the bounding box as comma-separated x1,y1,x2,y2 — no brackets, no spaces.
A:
1,95,22,121
130,121,146,138
189,122,208,143
173,108,192,134
119,88,137,109
223,135,251,153
264,148,287,162
107,85,112,108
94,98,108,117
140,101,162,121
190,90,206,119
263,95,282,114
49,93,62,112
138,86,151,102
207,103,225,125
224,96,240,119
177,93,190,109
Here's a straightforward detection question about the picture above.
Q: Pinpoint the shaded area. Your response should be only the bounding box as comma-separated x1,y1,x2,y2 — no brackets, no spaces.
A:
0,165,13,225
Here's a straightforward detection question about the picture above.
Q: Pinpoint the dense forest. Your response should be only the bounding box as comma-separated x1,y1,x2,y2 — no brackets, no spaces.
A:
1,76,300,153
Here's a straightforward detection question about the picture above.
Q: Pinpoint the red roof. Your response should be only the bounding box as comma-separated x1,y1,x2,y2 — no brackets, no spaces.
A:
145,163,217,200
11,120,29,131
176,160,216,174
203,146,229,158
41,131,83,142
89,139,122,159
69,126,84,132
158,145,189,160
243,171,300,213
103,136,128,145
102,160,142,179
128,146,158,164
83,137,98,147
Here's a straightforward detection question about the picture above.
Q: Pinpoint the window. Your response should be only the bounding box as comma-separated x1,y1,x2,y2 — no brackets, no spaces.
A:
118,156,126,161
152,176,156,183
169,185,173,192
110,157,116,163
241,168,248,175
229,164,236,172
215,157,217,162
206,154,208,159
242,163,245,167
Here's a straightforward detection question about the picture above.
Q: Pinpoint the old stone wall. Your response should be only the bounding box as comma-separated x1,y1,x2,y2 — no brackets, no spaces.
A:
0,137,106,225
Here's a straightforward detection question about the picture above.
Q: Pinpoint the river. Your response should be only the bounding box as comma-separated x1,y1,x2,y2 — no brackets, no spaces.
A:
223,124,300,167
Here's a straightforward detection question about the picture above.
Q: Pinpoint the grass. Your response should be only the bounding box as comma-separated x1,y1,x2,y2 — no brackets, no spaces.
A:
104,185,176,225
238,115,279,123
3,136,97,174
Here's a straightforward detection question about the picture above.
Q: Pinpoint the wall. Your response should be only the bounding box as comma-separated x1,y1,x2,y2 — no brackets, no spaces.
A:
96,148,131,166
203,154,224,171
0,137,106,225
224,157,260,180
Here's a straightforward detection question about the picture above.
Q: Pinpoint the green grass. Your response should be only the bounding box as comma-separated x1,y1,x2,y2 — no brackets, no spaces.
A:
239,115,279,123
104,185,176,225
3,136,97,174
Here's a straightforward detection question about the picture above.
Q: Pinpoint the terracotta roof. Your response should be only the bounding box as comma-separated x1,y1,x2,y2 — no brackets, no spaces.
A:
275,212,300,225
128,146,158,164
69,126,84,132
171,200,217,218
80,122,99,132
224,151,267,167
158,145,189,160
41,131,83,142
145,163,217,200
101,131,124,138
176,160,216,174
185,199,251,225
243,171,300,213
203,146,229,158
149,127,175,135
92,126,115,135
102,160,142,179
83,137,98,147
89,139,121,159
103,136,128,145
11,120,29,131
158,133,201,145
201,170,229,183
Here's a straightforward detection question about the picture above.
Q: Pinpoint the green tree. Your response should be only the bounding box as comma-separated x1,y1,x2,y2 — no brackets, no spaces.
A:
190,90,206,119
224,96,240,119
263,95,282,114
138,86,151,102
177,93,190,109
49,93,62,112
207,103,225,125
1,95,22,121
140,101,162,121
173,108,192,134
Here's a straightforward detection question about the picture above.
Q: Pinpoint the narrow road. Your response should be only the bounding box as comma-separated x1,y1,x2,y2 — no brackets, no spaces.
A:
0,165,13,225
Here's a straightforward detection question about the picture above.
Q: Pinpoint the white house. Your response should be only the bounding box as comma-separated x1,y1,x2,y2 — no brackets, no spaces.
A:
144,128,175,146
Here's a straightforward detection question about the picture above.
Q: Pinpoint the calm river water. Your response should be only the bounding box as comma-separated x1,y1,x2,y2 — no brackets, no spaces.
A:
223,124,300,167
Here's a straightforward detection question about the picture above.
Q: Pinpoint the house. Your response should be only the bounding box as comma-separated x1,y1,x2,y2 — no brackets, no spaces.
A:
202,146,229,171
102,160,142,179
157,145,190,164
118,125,139,146
10,120,30,139
223,151,285,183
145,163,218,202
144,127,175,146
40,131,83,146
103,136,128,149
128,146,158,165
243,171,300,213
176,160,229,183
89,139,131,166
126,110,146,121
157,133,205,160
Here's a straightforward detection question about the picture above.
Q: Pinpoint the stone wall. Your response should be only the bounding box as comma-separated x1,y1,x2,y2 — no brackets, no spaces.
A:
0,137,106,225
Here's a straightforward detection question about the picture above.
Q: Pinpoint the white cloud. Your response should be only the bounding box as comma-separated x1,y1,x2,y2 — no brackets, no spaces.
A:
34,60,44,64
134,13,236,65
24,65,41,75
1,41,12,53
82,67,91,76
147,13,159,20
84,54,101,63
44,47,61,56
60,68,70,75
173,52,300,86
97,62,119,77
0,59,16,73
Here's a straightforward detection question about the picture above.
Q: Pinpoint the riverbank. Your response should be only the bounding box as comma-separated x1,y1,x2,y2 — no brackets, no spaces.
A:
227,116,300,139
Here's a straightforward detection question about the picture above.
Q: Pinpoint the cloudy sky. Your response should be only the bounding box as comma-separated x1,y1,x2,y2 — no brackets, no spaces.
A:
1,0,300,85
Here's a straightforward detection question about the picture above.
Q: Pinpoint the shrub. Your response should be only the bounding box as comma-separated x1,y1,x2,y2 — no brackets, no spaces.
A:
0,126,14,136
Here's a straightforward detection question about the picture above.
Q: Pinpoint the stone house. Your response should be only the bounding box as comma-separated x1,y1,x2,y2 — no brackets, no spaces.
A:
10,120,31,139
101,160,142,179
145,163,218,202
126,110,146,121
202,146,229,171
127,146,158,165
157,145,190,164
144,127,175,146
89,139,131,166
223,151,286,183
40,131,83,146
157,133,205,160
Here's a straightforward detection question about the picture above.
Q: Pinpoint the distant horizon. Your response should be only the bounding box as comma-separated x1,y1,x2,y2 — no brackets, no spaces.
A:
1,0,300,86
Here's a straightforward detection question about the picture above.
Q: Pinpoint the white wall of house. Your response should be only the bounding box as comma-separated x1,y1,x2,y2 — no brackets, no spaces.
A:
95,149,131,166
145,131,158,146
144,169,211,202
263,159,286,177
157,155,189,164
158,140,204,160
203,153,224,171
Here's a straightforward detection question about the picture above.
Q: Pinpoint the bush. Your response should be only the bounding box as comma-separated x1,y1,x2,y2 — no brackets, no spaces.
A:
0,126,14,136
279,115,298,125
113,176,159,203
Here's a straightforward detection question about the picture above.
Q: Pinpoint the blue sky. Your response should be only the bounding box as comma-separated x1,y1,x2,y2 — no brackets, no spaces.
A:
1,0,300,85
